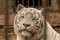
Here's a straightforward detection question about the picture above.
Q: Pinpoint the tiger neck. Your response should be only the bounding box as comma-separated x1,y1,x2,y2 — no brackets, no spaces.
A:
17,35,32,40
17,35,25,40
17,33,44,40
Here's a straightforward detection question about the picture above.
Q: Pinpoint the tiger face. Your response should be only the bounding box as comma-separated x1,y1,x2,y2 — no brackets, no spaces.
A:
14,4,44,39
14,4,60,40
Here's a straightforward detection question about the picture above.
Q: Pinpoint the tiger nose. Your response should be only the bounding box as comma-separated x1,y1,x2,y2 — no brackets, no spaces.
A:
23,23,30,27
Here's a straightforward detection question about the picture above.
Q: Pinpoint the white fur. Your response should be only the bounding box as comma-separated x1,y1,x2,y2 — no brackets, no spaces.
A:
14,7,60,40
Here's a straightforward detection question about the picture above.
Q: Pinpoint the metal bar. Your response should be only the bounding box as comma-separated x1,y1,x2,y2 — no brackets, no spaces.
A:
47,0,49,7
40,0,42,6
38,0,40,7
46,0,49,7
17,0,19,5
33,0,34,7
5,0,9,40
0,25,13,26
22,0,24,5
43,0,47,40
13,0,16,12
27,0,29,7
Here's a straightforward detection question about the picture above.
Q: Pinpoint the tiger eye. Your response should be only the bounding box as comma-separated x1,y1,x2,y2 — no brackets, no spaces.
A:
18,16,24,21
32,18,39,21
36,18,39,20
36,26,39,30
36,22,38,24
21,16,24,18
17,22,20,24
18,18,21,21
32,18,36,20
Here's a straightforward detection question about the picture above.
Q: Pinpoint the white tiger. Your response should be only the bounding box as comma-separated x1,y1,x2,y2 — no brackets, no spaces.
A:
14,4,60,40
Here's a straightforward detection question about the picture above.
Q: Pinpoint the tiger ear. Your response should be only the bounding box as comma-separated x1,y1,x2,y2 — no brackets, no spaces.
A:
16,4,25,13
39,8,44,16
40,8,44,13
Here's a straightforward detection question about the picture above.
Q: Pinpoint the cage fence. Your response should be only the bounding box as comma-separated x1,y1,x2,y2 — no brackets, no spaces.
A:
0,0,60,40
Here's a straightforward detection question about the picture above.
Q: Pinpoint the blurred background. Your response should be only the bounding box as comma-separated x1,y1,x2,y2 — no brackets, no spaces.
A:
0,0,60,40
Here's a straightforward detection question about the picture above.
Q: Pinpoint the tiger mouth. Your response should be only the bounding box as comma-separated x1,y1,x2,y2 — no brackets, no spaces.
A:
19,29,35,37
19,29,34,34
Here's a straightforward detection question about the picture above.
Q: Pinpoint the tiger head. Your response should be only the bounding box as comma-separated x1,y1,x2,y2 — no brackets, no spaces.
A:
14,4,44,39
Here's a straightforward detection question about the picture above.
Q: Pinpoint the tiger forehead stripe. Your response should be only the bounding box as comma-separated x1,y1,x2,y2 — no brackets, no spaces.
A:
18,8,41,19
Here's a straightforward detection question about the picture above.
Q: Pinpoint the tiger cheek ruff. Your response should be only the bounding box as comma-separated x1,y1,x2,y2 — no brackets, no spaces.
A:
14,4,60,40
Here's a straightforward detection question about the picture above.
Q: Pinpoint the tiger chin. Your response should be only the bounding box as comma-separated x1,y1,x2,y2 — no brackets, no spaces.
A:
14,4,60,40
